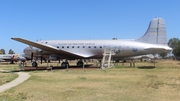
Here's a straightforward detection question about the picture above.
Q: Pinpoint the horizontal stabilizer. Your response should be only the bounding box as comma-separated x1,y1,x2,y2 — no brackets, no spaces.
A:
144,47,171,53
145,48,166,51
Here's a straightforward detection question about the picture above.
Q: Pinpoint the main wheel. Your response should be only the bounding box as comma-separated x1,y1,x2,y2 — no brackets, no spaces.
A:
32,62,38,67
77,61,84,67
61,62,69,68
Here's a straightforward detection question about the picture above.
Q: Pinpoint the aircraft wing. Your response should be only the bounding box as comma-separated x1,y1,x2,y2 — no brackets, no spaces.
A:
11,38,94,58
0,59,5,62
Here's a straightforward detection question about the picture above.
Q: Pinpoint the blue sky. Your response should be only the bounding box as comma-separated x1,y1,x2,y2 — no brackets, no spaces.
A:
0,0,180,54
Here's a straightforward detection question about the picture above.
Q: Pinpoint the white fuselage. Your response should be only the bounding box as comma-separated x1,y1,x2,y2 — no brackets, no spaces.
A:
23,39,172,59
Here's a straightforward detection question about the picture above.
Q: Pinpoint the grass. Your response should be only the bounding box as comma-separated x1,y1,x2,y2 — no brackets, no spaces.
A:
0,72,18,86
0,64,19,86
0,63,20,71
0,60,180,101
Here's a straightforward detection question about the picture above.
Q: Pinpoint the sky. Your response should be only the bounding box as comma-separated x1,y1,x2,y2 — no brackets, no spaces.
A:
0,0,180,54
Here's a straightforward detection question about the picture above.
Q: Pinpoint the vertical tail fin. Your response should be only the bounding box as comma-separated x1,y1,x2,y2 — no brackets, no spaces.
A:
136,17,167,45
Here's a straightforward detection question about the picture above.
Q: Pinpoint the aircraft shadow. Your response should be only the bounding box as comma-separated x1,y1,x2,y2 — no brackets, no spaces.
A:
137,66,156,69
21,64,97,71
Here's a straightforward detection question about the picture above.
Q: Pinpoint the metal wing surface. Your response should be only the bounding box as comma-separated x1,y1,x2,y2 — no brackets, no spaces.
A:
0,59,5,62
11,38,94,58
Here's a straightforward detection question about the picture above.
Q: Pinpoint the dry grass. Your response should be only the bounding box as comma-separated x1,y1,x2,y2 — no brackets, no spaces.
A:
0,63,20,70
0,72,18,86
0,60,180,101
0,64,19,86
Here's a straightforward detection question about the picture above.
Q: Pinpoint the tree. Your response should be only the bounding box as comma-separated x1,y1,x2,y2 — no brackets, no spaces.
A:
0,49,5,54
168,38,180,49
8,49,15,54
167,38,180,57
172,41,180,57
159,52,168,59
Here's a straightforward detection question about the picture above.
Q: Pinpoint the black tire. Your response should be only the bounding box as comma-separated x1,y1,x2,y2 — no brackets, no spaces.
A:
77,61,83,67
61,62,69,68
32,62,37,67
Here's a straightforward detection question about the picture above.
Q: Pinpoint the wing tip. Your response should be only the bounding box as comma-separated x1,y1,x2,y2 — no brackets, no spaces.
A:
11,38,21,40
11,37,17,40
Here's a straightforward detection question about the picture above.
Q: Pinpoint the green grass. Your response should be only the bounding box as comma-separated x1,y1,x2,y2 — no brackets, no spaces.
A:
0,63,19,86
0,63,20,71
0,72,18,86
0,60,180,101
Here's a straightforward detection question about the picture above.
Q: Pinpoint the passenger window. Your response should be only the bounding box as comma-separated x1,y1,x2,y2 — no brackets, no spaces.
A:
100,46,102,48
57,46,59,48
77,46,80,48
88,46,91,48
72,46,74,48
67,46,69,48
94,46,96,48
62,46,64,48
83,46,85,48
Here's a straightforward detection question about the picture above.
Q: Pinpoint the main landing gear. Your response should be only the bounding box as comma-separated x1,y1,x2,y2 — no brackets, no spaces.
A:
61,60,69,68
77,59,84,67
32,61,38,67
61,59,84,68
